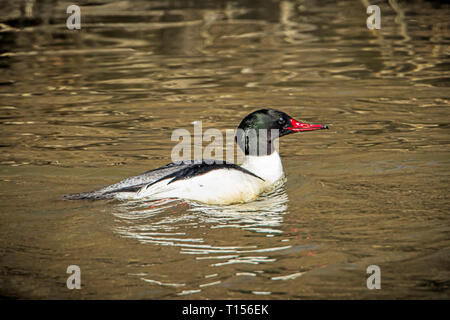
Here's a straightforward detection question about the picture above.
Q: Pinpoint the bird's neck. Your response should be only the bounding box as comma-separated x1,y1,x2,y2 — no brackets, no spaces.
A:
241,151,284,184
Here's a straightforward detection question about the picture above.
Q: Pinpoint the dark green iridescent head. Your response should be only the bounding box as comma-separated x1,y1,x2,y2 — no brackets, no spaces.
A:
235,109,328,156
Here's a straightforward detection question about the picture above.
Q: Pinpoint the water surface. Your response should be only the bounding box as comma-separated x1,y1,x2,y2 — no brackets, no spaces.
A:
0,0,449,299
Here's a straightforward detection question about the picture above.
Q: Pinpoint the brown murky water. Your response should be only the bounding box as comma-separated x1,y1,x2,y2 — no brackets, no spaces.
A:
0,0,449,299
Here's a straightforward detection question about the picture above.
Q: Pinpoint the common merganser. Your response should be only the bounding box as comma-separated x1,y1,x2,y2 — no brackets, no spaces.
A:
63,109,328,204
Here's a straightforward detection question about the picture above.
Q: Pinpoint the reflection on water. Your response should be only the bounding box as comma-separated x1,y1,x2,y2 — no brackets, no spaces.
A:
114,185,288,236
113,186,293,293
188,187,288,235
0,0,449,299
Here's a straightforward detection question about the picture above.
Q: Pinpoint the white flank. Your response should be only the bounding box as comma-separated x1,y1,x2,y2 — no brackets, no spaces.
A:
116,152,285,205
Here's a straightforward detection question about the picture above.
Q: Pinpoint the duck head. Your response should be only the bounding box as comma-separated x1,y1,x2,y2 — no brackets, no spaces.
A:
235,109,328,156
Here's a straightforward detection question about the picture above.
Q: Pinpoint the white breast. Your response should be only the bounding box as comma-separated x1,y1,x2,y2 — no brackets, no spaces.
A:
241,151,284,185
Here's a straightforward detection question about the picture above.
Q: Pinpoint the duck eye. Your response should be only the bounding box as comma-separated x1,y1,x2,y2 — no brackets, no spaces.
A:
278,118,286,125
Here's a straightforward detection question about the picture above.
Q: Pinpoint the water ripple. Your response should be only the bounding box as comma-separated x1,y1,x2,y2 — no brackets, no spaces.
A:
111,186,292,290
